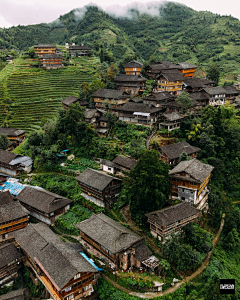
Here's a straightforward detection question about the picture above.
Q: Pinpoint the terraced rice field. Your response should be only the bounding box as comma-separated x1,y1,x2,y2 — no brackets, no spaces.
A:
0,56,99,133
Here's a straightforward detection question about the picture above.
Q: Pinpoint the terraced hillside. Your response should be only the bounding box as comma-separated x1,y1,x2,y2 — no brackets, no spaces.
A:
0,57,99,133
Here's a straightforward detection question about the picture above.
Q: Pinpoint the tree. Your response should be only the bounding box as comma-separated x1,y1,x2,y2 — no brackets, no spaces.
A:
224,228,240,250
206,64,220,86
176,92,193,112
142,79,156,97
179,150,189,162
158,259,170,282
0,134,9,150
124,150,171,224
106,64,119,82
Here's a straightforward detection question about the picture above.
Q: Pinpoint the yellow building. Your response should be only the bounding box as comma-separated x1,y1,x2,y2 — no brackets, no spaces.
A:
156,70,185,95
34,44,56,57
124,60,143,75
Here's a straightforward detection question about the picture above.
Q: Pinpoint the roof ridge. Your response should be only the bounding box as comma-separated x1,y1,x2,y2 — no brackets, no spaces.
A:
96,213,129,234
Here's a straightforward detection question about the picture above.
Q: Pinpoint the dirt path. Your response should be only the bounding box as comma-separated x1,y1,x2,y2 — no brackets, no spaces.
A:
232,201,240,204
103,213,226,299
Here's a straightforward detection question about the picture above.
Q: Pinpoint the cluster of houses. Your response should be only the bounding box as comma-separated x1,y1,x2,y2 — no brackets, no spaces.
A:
33,43,92,69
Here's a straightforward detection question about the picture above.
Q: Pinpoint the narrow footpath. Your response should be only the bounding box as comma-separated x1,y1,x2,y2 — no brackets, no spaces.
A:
103,213,226,299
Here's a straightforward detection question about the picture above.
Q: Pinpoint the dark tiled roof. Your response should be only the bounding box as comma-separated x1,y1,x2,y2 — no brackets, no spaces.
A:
148,61,177,72
169,158,214,183
183,78,214,88
114,102,161,113
133,240,152,262
204,86,227,95
61,95,79,106
124,60,143,68
115,75,147,82
143,92,174,102
16,186,72,214
146,202,200,227
0,288,28,300
157,70,185,81
69,45,92,50
100,159,115,168
98,116,108,121
131,97,142,103
223,86,240,95
92,89,129,99
160,141,200,160
0,243,22,269
112,155,137,170
0,201,29,223
84,109,98,119
76,168,121,191
41,54,62,59
76,213,142,254
189,91,210,101
13,223,97,290
175,62,197,69
0,191,13,205
0,149,18,164
34,44,55,48
0,128,25,137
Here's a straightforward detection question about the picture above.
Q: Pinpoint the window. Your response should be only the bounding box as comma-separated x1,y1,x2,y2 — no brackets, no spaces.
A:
133,68,137,71
174,179,179,183
190,182,197,186
108,167,111,171
65,287,72,292
74,274,81,280
50,212,54,216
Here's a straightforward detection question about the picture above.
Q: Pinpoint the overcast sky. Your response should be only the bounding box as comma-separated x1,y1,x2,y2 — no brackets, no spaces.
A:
0,0,239,28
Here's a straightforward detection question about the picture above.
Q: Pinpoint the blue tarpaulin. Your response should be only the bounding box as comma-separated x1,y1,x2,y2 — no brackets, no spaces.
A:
79,252,103,271
0,182,25,196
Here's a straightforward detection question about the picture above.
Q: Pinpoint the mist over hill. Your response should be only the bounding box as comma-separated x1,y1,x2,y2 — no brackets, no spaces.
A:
1,2,240,75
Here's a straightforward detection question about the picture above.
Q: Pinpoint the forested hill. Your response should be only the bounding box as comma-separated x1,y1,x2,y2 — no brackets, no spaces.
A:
1,2,240,75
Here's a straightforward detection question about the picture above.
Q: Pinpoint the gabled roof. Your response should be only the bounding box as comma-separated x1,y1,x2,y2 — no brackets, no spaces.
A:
84,109,98,119
146,202,200,227
115,74,147,82
204,86,227,95
189,91,210,101
133,240,152,262
169,158,214,183
130,97,142,103
0,191,13,206
0,201,29,223
143,92,174,102
183,78,214,88
61,95,78,106
223,86,240,95
0,128,25,137
112,155,137,170
16,186,72,214
162,112,183,121
147,61,177,72
100,159,115,168
157,70,185,81
76,213,142,254
92,89,130,99
75,168,121,191
69,45,92,50
175,62,197,69
124,60,143,68
160,141,200,160
114,102,161,114
0,243,22,269
0,149,18,164
13,223,97,290
34,44,55,48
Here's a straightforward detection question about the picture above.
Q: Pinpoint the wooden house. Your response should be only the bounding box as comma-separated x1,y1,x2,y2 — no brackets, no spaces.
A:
34,44,56,57
159,141,200,166
223,86,240,104
99,159,115,174
61,96,89,110
183,78,214,92
204,86,227,106
146,202,201,242
159,112,184,131
0,243,22,287
0,150,32,178
16,186,72,225
123,60,143,75
169,158,214,209
75,168,122,208
112,155,137,173
156,70,184,95
96,117,109,136
76,213,152,271
14,223,99,300
0,196,29,241
188,91,210,109
0,128,25,148
114,74,147,95
145,61,177,79
40,54,62,69
174,62,197,78
142,91,174,108
113,102,161,125
84,109,100,127
0,288,29,300
92,89,130,110
69,45,92,57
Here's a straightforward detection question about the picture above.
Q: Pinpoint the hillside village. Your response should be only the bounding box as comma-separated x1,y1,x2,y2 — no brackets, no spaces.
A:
0,38,240,300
